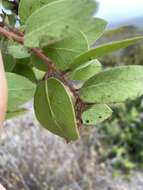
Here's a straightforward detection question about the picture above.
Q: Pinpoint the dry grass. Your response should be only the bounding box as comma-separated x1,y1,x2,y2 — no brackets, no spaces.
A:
0,111,143,190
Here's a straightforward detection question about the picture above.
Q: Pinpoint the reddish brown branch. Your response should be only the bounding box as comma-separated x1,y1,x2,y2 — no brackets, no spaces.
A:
32,49,54,70
0,26,24,43
0,25,85,128
0,26,55,73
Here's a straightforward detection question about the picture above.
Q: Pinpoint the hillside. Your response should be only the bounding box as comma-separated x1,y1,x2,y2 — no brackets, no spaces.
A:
109,16,143,29
96,25,143,66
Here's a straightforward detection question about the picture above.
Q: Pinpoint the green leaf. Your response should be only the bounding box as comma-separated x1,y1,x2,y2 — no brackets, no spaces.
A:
70,36,143,70
83,18,107,46
6,108,29,120
31,53,48,71
47,78,79,140
32,68,45,81
80,66,143,103
69,59,102,81
44,31,88,70
34,78,79,141
7,44,30,59
7,72,36,110
24,0,97,47
2,53,16,72
82,104,112,125
16,57,31,66
34,81,64,138
19,0,58,23
13,64,37,83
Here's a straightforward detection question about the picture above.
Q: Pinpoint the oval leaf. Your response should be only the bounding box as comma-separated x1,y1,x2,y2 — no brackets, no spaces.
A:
80,66,143,103
24,0,97,47
7,73,36,110
34,78,79,141
82,104,112,125
34,81,64,138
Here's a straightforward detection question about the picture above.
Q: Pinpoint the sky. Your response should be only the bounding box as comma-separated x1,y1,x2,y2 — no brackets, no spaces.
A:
96,0,143,22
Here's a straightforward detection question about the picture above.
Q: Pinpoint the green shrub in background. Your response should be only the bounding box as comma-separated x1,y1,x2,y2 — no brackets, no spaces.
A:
95,26,143,175
99,26,143,67
96,97,143,175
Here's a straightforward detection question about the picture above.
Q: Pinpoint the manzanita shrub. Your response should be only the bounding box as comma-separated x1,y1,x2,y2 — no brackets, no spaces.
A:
1,0,143,141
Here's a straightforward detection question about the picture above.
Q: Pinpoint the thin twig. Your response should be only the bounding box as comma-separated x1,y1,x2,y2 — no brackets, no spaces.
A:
0,26,24,43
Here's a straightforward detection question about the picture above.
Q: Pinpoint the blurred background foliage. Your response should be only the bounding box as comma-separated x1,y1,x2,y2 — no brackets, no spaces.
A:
95,25,143,175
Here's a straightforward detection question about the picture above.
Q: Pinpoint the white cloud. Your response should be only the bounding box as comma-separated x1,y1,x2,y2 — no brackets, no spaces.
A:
96,0,143,22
